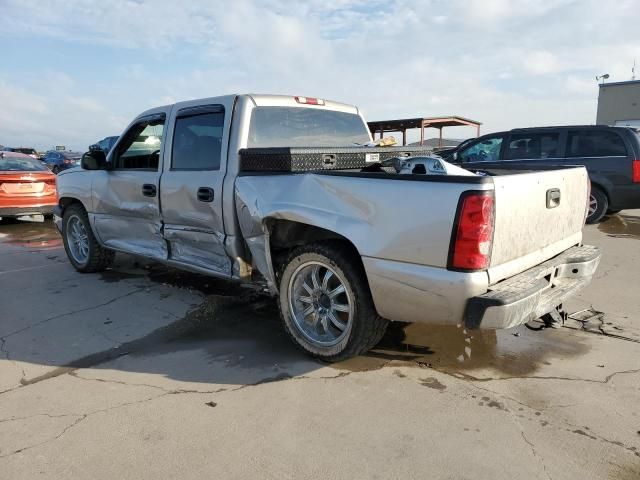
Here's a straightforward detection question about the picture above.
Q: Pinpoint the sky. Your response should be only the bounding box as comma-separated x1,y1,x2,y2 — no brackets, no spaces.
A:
1,0,639,151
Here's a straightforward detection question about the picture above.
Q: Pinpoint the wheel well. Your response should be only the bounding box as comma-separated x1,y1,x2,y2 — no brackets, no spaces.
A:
590,182,609,201
58,197,85,215
267,219,362,274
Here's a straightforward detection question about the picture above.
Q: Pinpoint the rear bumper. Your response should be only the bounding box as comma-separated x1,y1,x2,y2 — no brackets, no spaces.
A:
0,205,55,217
465,244,601,329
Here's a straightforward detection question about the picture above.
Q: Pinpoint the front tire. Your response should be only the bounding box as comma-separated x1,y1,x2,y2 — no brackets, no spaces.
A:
586,187,608,224
278,242,388,361
62,204,114,272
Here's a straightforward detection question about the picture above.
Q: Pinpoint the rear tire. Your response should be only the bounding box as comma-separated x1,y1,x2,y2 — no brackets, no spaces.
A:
62,204,114,272
586,187,608,224
278,242,388,362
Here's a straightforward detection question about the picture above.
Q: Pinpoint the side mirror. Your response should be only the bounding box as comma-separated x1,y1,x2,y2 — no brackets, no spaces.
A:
81,150,108,170
452,151,459,161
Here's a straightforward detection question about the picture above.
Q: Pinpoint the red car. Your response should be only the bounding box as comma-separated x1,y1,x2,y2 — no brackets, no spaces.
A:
0,151,58,217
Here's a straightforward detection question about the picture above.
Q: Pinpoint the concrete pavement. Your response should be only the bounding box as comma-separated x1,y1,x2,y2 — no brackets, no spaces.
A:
0,214,639,479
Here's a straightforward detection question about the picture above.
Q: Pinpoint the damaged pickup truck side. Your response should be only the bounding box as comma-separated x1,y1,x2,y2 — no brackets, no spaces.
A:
54,94,601,361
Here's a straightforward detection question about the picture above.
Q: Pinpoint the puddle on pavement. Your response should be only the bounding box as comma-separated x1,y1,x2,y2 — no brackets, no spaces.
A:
598,213,640,240
0,217,62,250
336,321,589,378
124,289,589,382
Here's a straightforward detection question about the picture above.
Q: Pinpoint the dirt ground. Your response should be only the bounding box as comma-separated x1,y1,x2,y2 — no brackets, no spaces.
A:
0,212,639,479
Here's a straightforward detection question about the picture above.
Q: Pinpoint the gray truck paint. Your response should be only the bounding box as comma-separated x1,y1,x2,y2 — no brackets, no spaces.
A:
56,94,599,329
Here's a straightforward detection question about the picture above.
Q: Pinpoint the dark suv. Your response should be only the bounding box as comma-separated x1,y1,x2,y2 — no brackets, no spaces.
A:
442,125,640,223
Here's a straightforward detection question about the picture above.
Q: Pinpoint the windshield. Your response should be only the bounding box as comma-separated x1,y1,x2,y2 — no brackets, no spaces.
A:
247,107,371,147
0,155,49,171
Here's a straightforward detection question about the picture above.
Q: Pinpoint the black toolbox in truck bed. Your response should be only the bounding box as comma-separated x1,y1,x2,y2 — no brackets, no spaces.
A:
238,146,434,172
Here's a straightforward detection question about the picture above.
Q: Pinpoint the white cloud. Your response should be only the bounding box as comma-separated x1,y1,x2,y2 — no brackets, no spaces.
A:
522,50,562,75
0,0,639,149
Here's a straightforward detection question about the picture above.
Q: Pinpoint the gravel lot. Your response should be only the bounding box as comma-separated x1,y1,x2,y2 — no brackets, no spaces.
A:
1,213,639,479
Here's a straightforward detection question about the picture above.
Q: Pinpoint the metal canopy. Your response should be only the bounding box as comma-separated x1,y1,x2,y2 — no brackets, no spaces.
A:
367,116,482,147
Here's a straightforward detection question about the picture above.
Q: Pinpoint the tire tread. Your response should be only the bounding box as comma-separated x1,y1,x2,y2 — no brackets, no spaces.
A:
63,204,115,273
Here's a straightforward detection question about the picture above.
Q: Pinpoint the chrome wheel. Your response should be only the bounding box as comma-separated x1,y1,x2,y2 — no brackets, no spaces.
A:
288,261,353,347
589,194,597,217
67,215,89,264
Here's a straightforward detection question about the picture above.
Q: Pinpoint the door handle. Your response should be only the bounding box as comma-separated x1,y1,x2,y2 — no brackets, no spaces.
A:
142,184,157,197
546,188,561,209
197,187,214,203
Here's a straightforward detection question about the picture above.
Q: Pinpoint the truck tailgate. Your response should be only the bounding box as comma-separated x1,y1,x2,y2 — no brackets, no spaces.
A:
488,167,589,284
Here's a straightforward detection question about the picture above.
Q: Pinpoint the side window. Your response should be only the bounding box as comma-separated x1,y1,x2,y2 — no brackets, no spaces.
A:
114,116,165,170
458,136,503,162
566,130,628,157
505,132,560,160
171,109,224,170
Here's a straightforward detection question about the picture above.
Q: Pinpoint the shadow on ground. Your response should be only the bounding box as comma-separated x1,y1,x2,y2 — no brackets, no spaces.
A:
0,218,591,389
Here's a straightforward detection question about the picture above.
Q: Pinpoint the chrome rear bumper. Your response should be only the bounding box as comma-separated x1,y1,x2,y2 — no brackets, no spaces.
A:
465,245,601,329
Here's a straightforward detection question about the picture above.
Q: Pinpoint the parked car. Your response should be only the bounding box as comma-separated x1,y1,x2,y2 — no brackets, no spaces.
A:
89,136,119,154
0,147,40,159
54,94,600,361
0,151,57,218
440,125,640,223
41,150,83,174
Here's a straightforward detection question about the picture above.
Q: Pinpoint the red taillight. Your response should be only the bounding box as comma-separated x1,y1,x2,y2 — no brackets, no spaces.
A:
449,192,494,271
294,96,325,106
632,159,640,183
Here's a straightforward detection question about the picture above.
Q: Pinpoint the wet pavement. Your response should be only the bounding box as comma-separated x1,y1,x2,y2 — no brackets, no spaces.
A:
0,214,639,479
598,213,640,240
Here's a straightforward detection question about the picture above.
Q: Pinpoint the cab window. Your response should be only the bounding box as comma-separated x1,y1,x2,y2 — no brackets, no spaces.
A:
458,136,503,162
114,116,165,170
172,109,225,170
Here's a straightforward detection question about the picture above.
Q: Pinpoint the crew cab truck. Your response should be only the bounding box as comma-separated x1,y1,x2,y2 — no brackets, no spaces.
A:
54,94,601,361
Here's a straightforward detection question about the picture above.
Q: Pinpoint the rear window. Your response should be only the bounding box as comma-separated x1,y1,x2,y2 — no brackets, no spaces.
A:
247,107,370,147
566,130,628,157
0,155,48,171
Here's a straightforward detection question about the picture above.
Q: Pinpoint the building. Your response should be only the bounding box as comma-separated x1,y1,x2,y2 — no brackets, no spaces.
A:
596,79,640,127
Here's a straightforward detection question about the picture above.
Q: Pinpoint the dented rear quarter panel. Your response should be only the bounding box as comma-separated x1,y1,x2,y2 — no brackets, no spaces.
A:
235,173,494,267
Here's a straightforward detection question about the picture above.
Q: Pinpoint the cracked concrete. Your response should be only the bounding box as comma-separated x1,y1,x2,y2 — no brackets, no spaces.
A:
1,216,640,479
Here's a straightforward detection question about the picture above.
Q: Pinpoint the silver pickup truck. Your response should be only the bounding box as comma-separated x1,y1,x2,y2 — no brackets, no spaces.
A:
54,94,601,361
